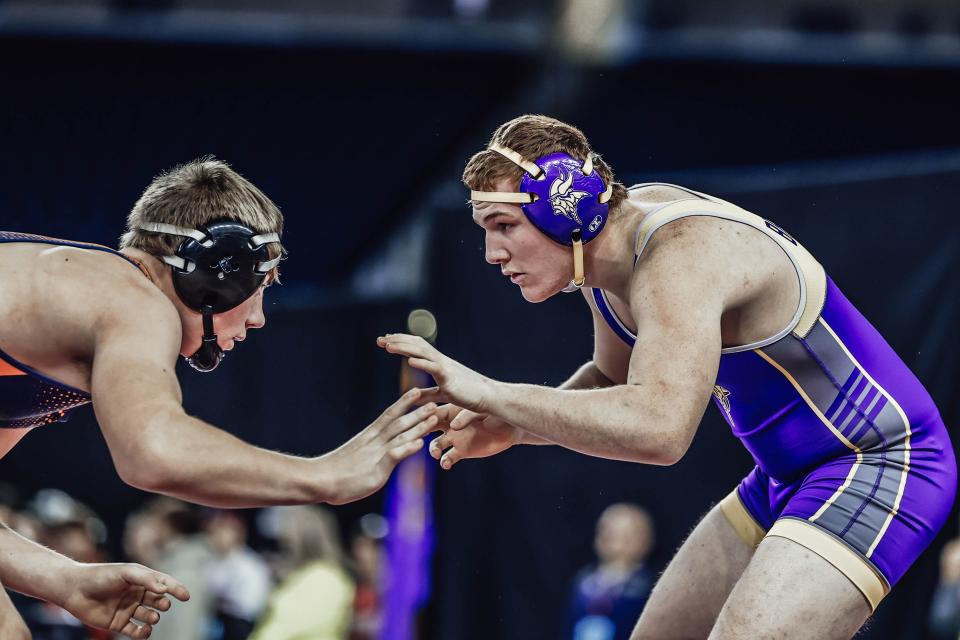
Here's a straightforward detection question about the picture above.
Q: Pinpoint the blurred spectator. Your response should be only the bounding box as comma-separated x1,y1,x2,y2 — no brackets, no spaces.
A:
125,498,214,640
568,503,655,640
205,511,272,640
17,490,110,640
251,506,355,640
349,525,386,640
929,537,960,638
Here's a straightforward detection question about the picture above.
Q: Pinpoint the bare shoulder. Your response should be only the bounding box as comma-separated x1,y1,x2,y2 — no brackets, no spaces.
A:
34,246,179,338
628,216,737,319
634,215,734,278
628,184,699,209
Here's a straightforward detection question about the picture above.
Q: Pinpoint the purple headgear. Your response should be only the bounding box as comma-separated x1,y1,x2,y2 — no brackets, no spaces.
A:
470,143,612,291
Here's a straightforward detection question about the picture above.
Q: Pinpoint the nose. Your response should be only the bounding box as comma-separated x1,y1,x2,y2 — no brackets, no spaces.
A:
246,295,266,330
485,236,509,266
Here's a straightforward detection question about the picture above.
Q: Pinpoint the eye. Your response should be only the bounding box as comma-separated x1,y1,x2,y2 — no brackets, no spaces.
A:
497,222,512,233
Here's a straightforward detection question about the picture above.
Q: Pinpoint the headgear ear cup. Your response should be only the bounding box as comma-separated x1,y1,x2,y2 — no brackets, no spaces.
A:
138,219,284,371
470,144,613,290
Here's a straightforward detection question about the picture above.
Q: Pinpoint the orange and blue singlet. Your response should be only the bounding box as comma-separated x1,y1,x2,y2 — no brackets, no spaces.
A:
0,232,148,428
588,185,956,610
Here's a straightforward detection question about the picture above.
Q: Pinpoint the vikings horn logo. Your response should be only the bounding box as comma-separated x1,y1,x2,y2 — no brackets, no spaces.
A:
713,385,733,419
548,168,591,225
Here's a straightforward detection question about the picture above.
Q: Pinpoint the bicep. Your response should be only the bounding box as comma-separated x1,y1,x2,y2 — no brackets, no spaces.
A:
90,296,185,451
626,229,726,431
584,291,632,384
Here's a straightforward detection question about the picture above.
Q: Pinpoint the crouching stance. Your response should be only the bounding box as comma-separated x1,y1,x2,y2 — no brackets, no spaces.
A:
378,115,956,639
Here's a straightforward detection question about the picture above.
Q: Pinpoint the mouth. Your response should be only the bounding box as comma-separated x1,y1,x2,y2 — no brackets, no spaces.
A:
221,337,244,352
504,272,526,285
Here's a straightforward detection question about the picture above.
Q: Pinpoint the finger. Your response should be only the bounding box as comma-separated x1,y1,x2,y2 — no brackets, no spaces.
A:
142,592,172,611
419,387,450,406
120,618,153,639
450,410,484,431
376,388,423,425
388,415,440,450
132,605,161,626
152,572,190,602
408,357,442,376
388,438,424,463
390,416,440,448
429,433,454,460
121,566,190,602
440,447,464,470
433,403,460,424
382,402,437,441
380,336,433,359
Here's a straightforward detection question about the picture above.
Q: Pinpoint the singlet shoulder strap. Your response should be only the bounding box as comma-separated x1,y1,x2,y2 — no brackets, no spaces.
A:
0,231,151,280
633,195,827,346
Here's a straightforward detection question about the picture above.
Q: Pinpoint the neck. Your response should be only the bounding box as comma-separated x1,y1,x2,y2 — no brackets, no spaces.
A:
581,200,646,297
119,248,178,301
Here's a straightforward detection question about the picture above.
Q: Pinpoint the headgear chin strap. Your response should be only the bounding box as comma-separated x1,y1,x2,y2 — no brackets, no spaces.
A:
471,142,613,292
139,219,284,372
187,305,224,372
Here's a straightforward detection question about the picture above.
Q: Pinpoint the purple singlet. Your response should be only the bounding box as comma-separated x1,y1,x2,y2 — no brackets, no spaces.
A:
588,184,956,610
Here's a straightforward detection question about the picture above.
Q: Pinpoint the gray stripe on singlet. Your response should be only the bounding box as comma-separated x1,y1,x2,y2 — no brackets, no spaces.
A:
828,371,863,423
839,443,908,554
837,383,875,434
761,333,855,416
769,322,909,552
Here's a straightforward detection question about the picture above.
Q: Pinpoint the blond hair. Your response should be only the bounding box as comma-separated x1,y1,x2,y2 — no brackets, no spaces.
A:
120,157,285,278
462,114,629,212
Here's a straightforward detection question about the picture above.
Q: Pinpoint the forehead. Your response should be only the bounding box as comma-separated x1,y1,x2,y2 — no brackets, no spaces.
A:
471,200,523,225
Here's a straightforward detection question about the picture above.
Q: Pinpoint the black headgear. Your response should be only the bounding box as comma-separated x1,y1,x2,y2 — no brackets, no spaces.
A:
139,220,283,372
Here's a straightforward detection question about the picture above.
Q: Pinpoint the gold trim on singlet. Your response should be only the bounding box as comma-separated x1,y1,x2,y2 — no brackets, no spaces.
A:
719,489,766,548
767,517,890,611
629,184,827,348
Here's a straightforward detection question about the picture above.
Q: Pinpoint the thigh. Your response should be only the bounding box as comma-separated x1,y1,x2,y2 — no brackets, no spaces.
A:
709,535,870,640
631,499,755,640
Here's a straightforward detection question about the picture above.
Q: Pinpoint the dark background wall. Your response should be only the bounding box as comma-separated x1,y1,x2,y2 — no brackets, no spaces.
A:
0,17,958,639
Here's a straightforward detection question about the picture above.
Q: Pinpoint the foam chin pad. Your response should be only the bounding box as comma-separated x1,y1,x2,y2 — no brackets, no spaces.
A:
186,339,224,372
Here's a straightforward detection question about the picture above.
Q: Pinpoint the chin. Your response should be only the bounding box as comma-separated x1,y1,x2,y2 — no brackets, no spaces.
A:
519,283,560,304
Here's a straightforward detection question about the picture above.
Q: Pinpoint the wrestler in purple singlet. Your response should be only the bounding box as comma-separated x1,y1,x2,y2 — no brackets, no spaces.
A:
590,184,956,607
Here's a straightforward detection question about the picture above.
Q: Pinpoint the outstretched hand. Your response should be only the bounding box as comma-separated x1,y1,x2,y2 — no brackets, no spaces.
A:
61,562,190,639
323,387,440,505
430,404,521,470
376,334,496,414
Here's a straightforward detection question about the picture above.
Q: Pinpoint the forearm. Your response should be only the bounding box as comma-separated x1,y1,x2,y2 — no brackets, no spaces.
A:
487,381,691,464
0,523,79,607
559,361,615,391
514,361,614,446
111,411,332,508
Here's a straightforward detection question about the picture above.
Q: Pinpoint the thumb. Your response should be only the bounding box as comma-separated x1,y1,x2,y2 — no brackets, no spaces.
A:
451,410,485,431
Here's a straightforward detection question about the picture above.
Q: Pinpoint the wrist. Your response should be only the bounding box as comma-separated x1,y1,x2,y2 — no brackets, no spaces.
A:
479,378,508,415
310,453,345,504
48,559,84,609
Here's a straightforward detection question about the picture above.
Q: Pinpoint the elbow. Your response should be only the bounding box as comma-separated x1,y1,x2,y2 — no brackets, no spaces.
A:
644,430,692,467
112,429,182,493
652,442,687,466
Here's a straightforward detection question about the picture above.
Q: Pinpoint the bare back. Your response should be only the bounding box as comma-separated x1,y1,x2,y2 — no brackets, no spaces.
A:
0,241,166,391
